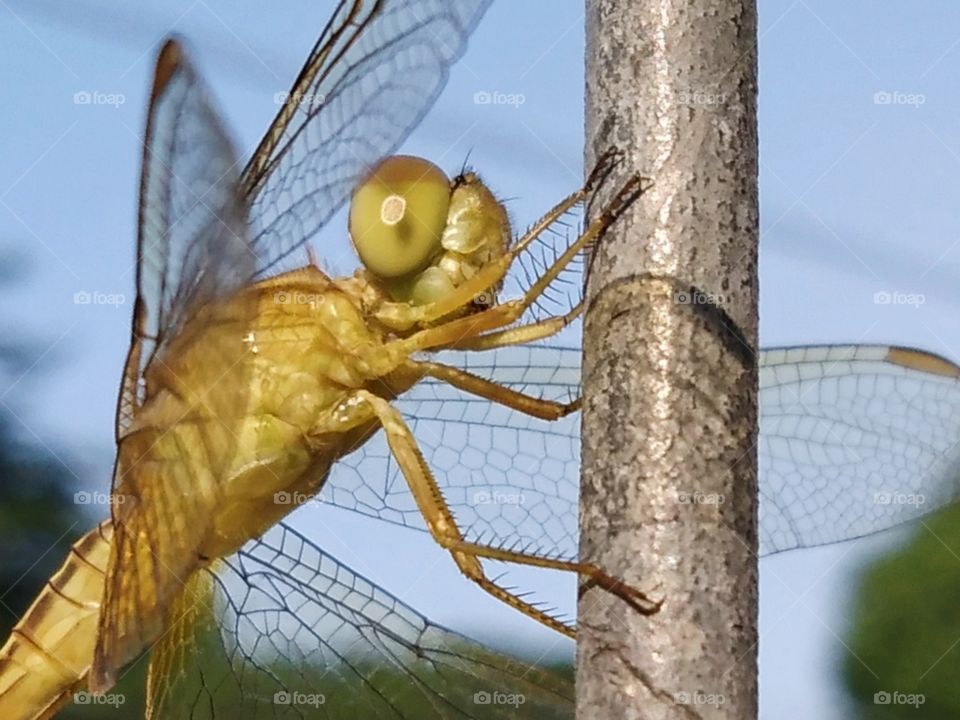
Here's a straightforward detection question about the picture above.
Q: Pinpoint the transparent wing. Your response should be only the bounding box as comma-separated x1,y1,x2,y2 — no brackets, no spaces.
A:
121,0,495,430
117,39,254,437
325,346,582,560
499,194,591,323
101,40,258,687
317,182,614,561
241,0,492,279
759,344,960,554
146,522,573,719
488,153,631,323
321,344,960,558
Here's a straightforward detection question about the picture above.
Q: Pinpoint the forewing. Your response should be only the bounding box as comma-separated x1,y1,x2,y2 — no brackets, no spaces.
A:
97,40,255,689
241,0,493,279
760,344,960,554
146,523,573,719
117,39,254,438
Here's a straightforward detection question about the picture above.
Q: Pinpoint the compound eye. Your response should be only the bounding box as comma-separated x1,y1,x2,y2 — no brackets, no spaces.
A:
349,155,450,279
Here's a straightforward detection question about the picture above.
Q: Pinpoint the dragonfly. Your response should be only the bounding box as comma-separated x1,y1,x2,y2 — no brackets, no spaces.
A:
0,1,648,717
4,1,960,719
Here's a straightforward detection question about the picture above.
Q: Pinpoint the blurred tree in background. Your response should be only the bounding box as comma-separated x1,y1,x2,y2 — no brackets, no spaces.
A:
0,351,81,638
843,503,960,718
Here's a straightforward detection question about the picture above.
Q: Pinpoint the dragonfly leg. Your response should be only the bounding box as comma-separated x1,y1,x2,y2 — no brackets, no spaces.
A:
373,166,648,333
440,300,583,352
447,540,661,618
370,183,590,331
333,389,588,637
394,173,646,356
408,359,580,420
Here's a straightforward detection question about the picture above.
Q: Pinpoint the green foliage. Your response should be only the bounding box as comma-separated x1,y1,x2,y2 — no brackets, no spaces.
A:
59,660,148,720
0,408,84,636
0,329,82,637
843,503,960,718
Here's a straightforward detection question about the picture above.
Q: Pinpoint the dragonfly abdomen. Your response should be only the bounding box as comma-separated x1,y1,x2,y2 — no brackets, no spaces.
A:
0,521,112,720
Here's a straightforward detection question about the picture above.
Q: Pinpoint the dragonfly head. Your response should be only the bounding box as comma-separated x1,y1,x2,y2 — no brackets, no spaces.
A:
349,155,509,310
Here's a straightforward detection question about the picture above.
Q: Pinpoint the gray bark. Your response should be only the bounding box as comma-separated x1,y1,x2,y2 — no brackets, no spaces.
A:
578,1,759,719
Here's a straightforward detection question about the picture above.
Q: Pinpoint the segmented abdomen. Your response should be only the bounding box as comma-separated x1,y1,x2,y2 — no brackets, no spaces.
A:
0,521,111,720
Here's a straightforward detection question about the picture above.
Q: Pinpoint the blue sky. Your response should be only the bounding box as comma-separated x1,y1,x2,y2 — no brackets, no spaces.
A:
4,1,960,717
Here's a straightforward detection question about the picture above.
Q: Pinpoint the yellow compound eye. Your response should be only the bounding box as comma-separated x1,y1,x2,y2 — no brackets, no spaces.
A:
349,155,450,279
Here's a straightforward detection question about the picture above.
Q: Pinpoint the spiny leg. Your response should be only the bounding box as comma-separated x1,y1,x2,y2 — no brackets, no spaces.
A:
372,182,591,331
319,389,573,635
321,389,658,639
444,300,583,352
430,162,648,351
409,359,580,420
373,150,644,332
451,540,660,619
395,172,648,357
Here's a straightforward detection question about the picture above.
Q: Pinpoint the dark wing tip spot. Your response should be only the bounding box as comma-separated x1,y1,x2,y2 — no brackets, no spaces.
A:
153,39,185,96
